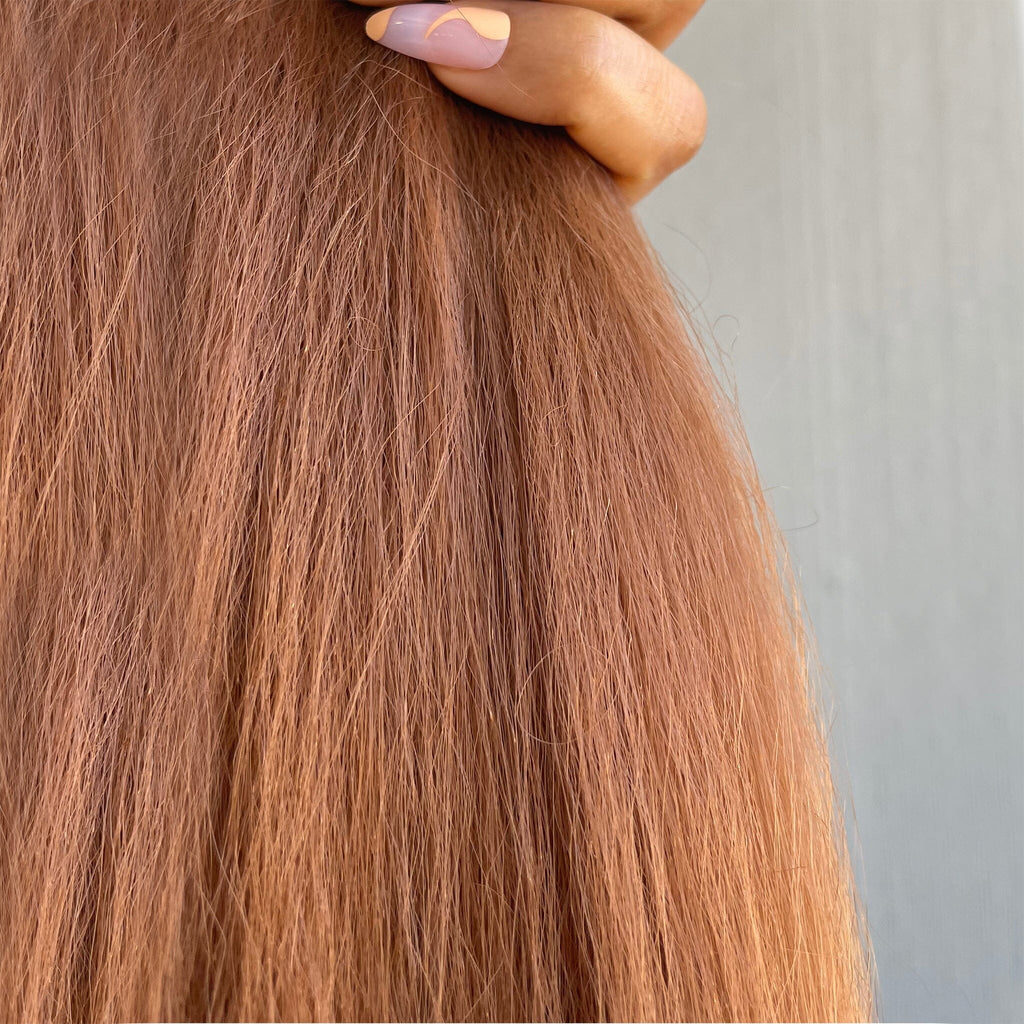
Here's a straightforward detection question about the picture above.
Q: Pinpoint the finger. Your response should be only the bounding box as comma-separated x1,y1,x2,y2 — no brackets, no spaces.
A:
363,2,707,201
350,0,705,49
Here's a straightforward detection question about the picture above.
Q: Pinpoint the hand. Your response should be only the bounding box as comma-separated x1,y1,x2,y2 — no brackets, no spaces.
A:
350,1,707,201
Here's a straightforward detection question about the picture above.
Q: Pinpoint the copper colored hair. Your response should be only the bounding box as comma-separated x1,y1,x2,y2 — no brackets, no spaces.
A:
0,1,872,1020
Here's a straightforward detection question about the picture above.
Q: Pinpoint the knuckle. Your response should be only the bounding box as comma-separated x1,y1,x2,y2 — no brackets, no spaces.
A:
571,9,619,85
673,82,708,163
561,9,620,123
660,79,707,174
638,0,706,47
634,82,707,187
640,0,703,26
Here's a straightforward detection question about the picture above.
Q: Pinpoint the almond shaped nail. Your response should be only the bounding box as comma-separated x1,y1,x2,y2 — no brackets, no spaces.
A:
366,5,511,71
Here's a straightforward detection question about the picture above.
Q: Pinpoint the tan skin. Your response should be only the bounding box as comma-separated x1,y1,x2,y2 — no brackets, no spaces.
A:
349,0,708,201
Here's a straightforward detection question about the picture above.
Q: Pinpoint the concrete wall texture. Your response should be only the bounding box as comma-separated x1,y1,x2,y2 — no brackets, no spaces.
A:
641,3,1024,1020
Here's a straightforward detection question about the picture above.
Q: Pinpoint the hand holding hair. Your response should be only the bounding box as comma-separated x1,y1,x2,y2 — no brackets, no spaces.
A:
352,0,708,200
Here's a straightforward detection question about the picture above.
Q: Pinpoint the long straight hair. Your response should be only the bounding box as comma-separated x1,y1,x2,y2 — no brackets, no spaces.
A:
0,1,872,1020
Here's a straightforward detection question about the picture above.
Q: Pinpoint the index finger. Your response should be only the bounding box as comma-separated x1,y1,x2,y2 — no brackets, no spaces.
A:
362,1,707,201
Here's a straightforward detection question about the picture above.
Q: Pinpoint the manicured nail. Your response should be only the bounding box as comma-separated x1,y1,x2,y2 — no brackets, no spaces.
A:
365,5,511,71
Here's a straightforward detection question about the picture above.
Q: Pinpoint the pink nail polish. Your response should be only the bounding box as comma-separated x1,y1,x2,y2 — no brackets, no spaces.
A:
365,5,511,71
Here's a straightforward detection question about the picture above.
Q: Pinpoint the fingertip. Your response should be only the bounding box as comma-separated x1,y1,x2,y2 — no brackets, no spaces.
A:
364,9,393,42
363,5,511,72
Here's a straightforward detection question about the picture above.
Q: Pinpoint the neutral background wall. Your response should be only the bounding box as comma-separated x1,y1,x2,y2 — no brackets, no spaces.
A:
641,2,1024,1021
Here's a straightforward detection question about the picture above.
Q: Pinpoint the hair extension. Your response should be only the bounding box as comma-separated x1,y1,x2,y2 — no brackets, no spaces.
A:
0,1,873,1020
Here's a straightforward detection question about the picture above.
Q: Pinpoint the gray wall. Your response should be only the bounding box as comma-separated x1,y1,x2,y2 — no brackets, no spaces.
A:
642,2,1024,1021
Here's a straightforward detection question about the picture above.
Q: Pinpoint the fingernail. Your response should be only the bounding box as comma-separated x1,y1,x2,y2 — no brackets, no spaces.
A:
365,5,511,71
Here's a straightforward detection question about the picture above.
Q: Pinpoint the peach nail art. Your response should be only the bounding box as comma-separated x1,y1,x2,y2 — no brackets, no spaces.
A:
365,5,511,71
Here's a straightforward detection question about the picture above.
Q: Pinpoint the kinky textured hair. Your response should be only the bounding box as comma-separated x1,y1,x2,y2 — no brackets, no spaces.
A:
0,0,873,1020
